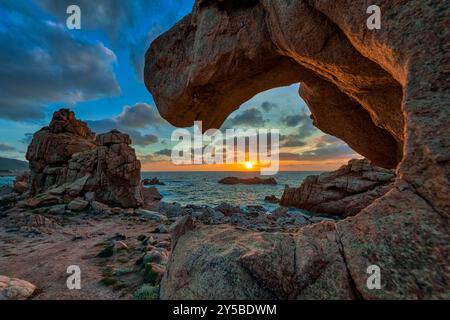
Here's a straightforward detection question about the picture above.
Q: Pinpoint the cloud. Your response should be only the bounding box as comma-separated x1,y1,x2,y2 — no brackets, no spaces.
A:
131,133,159,147
35,0,137,41
279,115,318,148
261,101,278,112
0,143,16,152
279,145,355,161
314,134,340,147
224,108,266,128
154,149,172,157
35,0,193,80
279,134,359,161
87,103,163,146
282,114,311,127
0,1,120,121
279,135,308,148
115,103,164,128
139,149,172,163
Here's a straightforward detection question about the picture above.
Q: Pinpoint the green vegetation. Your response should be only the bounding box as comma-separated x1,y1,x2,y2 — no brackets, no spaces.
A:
99,277,117,286
133,285,160,300
96,244,114,258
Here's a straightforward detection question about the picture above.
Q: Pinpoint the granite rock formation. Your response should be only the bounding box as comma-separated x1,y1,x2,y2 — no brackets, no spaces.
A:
26,109,144,208
0,275,37,300
145,0,449,299
280,159,395,217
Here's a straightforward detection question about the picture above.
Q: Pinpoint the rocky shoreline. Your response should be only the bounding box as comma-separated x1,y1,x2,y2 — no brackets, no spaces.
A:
0,109,337,300
0,181,336,300
1,101,447,299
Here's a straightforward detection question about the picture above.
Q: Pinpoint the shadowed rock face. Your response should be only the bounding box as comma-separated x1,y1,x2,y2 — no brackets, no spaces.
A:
145,0,449,299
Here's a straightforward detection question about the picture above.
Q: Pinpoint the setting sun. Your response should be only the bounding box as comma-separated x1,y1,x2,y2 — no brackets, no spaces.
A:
244,162,254,169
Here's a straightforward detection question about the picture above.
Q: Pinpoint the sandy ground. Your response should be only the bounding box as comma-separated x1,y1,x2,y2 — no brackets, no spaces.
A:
0,210,169,299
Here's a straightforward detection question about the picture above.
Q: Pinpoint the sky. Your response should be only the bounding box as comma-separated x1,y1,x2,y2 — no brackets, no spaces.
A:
0,0,360,172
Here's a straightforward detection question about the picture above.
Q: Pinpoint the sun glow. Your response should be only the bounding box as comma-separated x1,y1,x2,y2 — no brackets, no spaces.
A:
244,161,254,169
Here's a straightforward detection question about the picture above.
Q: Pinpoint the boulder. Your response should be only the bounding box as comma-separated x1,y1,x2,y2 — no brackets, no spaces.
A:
264,195,280,204
13,172,29,194
214,203,243,216
67,198,89,212
280,159,395,217
0,276,37,300
114,241,129,251
142,187,163,206
152,202,186,218
142,177,165,185
46,204,67,215
26,193,62,209
162,223,354,299
135,209,168,222
25,109,144,208
168,215,194,245
143,249,169,265
218,177,277,185
91,201,112,213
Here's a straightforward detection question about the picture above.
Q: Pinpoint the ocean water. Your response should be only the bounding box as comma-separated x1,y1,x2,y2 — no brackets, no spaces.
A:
141,171,320,210
0,171,321,210
0,176,15,187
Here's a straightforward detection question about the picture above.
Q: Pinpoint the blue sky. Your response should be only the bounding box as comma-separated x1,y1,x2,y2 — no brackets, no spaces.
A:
0,0,358,171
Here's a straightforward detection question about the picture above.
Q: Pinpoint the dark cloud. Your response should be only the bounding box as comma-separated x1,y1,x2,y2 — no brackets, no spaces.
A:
132,133,159,147
261,101,277,112
282,114,310,127
35,0,192,80
279,134,358,161
279,144,354,161
139,149,172,163
115,103,164,129
35,0,137,41
224,108,266,128
0,1,120,121
87,103,162,146
155,149,172,157
279,135,308,148
0,143,16,152
300,144,356,160
279,115,318,148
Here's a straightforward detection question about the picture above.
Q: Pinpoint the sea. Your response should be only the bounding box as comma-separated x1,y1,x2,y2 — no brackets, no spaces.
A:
141,171,320,210
1,171,321,211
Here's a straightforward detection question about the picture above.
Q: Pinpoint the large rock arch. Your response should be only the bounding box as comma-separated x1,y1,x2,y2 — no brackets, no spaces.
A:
144,0,449,299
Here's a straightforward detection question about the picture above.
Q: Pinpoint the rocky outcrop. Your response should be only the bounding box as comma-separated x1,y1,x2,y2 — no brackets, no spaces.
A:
0,275,37,300
13,172,29,194
280,159,394,217
145,1,450,299
142,178,165,186
264,195,280,204
26,109,144,208
161,222,355,299
218,177,277,185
